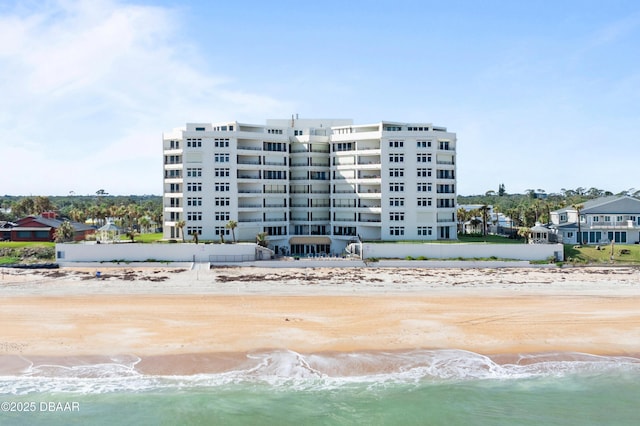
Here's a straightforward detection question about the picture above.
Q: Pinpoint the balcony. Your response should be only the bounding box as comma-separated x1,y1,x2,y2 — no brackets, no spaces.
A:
587,220,640,229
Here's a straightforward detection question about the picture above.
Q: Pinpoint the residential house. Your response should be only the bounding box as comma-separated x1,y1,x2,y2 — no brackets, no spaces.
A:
10,213,95,242
548,196,640,245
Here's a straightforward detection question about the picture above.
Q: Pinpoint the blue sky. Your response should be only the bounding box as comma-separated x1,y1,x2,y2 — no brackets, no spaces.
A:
1,0,639,196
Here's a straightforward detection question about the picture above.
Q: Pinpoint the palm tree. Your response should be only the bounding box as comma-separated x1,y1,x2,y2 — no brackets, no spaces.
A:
479,204,490,236
256,232,268,247
176,220,186,242
54,221,75,243
68,207,85,223
572,203,584,244
226,220,238,243
456,207,468,235
139,216,151,234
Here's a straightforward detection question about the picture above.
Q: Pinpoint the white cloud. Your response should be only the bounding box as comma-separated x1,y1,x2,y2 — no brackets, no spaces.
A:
0,0,290,195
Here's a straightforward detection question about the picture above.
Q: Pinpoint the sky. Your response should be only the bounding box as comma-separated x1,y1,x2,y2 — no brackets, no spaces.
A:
1,0,639,196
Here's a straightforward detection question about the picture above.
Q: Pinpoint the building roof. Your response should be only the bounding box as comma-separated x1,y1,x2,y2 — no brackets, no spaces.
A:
553,196,640,215
15,215,95,232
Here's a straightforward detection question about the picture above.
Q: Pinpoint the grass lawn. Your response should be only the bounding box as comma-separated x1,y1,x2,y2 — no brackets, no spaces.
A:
366,234,525,244
0,241,55,249
457,234,524,244
564,243,640,264
119,232,164,243
0,241,55,264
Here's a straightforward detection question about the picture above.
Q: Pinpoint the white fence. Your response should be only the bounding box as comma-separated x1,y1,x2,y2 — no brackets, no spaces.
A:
55,242,261,264
362,243,564,261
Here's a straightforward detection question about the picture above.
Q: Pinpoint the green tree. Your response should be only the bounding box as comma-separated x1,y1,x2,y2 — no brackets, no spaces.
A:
572,203,584,244
479,204,490,236
226,220,238,243
176,220,186,242
498,183,506,197
456,207,468,234
139,216,151,234
54,221,75,242
256,232,268,247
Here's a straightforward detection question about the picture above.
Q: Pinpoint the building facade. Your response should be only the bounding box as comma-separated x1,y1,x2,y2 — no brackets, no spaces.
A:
548,195,640,245
162,118,457,255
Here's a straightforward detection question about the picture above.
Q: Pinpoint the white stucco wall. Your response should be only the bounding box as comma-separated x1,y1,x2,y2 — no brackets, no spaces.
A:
55,242,261,264
362,243,564,261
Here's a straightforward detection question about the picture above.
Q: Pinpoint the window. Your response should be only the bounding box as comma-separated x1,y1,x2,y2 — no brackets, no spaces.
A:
186,226,203,235
265,170,286,179
215,212,230,221
417,226,433,236
186,168,202,177
389,226,405,236
417,198,432,207
215,182,230,192
214,226,230,236
607,231,627,243
389,198,405,207
417,154,432,163
389,212,405,221
165,169,182,178
417,168,432,177
186,138,202,148
438,140,451,150
388,140,404,148
389,168,404,177
389,154,404,163
416,140,432,148
187,212,202,221
437,170,455,179
187,197,202,206
437,184,455,194
437,198,455,208
214,168,230,177
417,183,432,192
215,197,230,206
264,142,286,151
389,183,404,192
187,182,202,192
334,142,353,151
384,126,402,131
195,127,205,131
214,153,230,163
214,138,230,148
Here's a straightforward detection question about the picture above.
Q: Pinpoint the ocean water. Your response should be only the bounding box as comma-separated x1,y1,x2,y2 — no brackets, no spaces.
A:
1,350,639,425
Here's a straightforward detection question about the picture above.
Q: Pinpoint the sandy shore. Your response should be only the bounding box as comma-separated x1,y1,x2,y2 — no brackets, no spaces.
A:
1,265,640,373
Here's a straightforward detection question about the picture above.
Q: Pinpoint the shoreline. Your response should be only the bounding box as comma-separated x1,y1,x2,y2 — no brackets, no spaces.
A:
1,266,640,375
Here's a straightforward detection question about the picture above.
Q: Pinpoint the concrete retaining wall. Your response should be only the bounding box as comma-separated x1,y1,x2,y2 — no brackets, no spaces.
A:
362,243,564,261
55,242,260,264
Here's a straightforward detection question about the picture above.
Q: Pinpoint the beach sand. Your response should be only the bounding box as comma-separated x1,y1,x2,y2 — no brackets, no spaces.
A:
1,265,639,374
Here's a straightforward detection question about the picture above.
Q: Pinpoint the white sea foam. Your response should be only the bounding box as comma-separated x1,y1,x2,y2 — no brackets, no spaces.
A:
2,350,639,395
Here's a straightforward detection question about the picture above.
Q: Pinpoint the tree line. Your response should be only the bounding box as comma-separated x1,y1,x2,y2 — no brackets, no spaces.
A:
458,185,639,230
0,194,163,235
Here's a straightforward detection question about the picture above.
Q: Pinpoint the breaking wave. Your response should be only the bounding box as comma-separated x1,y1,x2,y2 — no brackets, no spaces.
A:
2,350,639,395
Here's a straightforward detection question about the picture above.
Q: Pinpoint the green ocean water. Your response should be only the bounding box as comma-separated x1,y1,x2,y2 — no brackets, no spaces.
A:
1,350,639,425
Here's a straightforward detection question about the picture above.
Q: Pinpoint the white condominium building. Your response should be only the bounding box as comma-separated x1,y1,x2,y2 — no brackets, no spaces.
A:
162,118,457,256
